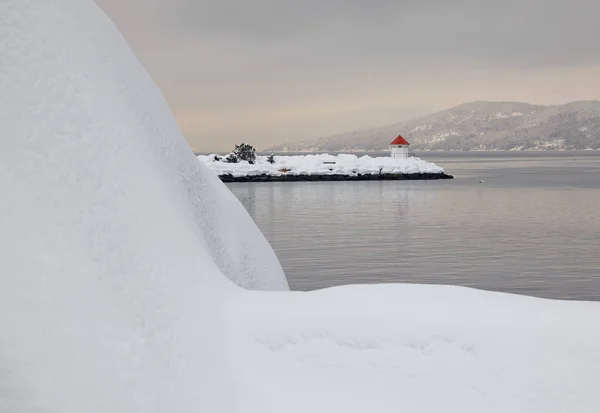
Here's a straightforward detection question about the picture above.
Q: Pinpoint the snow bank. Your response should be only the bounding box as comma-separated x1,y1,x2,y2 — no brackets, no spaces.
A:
198,153,444,177
232,284,600,412
1,1,600,413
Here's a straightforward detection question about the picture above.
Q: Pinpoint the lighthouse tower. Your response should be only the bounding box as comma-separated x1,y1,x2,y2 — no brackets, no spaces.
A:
389,135,410,159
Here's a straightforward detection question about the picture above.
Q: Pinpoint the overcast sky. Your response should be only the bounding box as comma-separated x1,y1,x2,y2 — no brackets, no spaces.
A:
96,0,600,152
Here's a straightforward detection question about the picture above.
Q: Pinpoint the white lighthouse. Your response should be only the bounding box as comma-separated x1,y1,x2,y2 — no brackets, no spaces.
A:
389,135,410,159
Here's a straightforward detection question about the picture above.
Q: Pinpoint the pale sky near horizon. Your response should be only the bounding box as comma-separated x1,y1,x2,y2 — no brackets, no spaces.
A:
96,0,600,152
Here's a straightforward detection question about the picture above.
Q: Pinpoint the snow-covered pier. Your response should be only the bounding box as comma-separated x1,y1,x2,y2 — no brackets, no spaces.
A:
198,153,453,182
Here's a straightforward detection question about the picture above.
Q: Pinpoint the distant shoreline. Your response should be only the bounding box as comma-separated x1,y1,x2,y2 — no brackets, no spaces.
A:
194,149,600,157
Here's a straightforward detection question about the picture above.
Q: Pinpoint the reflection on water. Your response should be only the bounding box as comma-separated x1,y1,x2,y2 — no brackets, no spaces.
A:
229,152,600,301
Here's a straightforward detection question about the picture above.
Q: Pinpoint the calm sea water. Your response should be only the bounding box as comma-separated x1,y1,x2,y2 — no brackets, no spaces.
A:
228,151,600,301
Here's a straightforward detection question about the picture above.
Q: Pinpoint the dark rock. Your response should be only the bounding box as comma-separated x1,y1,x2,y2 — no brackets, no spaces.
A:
218,172,453,183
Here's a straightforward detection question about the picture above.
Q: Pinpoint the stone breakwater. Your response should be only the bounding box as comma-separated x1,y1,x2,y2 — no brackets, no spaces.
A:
219,172,453,183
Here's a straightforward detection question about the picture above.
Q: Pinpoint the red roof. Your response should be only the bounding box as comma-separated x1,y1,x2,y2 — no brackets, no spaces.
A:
390,135,410,146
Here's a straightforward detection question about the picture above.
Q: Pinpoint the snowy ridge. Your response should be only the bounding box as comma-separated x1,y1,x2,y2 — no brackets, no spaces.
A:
268,100,600,152
1,1,600,413
198,154,444,177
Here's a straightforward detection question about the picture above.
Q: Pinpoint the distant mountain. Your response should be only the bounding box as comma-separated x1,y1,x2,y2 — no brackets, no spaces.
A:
266,101,600,152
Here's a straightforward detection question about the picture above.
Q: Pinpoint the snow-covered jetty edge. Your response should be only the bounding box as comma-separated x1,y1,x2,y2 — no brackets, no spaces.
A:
198,154,453,182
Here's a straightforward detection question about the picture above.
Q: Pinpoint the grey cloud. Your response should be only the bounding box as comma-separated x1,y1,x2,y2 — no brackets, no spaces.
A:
141,0,600,68
99,0,600,68
158,0,464,36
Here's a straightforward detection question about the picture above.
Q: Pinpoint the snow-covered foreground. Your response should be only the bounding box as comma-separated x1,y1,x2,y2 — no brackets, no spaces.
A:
1,1,599,412
231,285,600,412
198,153,445,177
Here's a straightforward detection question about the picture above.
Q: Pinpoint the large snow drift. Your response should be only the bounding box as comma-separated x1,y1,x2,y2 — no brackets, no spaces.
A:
1,1,600,413
1,1,285,412
198,153,444,177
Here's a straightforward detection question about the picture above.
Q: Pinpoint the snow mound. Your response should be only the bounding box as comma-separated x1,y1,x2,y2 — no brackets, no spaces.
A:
198,154,444,177
1,1,285,412
2,1,600,413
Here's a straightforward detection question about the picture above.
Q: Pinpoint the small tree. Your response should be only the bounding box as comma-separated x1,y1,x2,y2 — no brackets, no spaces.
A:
213,154,222,162
233,143,256,164
225,153,239,163
267,154,275,164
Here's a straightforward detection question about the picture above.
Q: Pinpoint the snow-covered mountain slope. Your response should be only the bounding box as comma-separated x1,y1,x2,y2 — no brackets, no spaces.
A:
2,1,600,413
268,101,600,152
